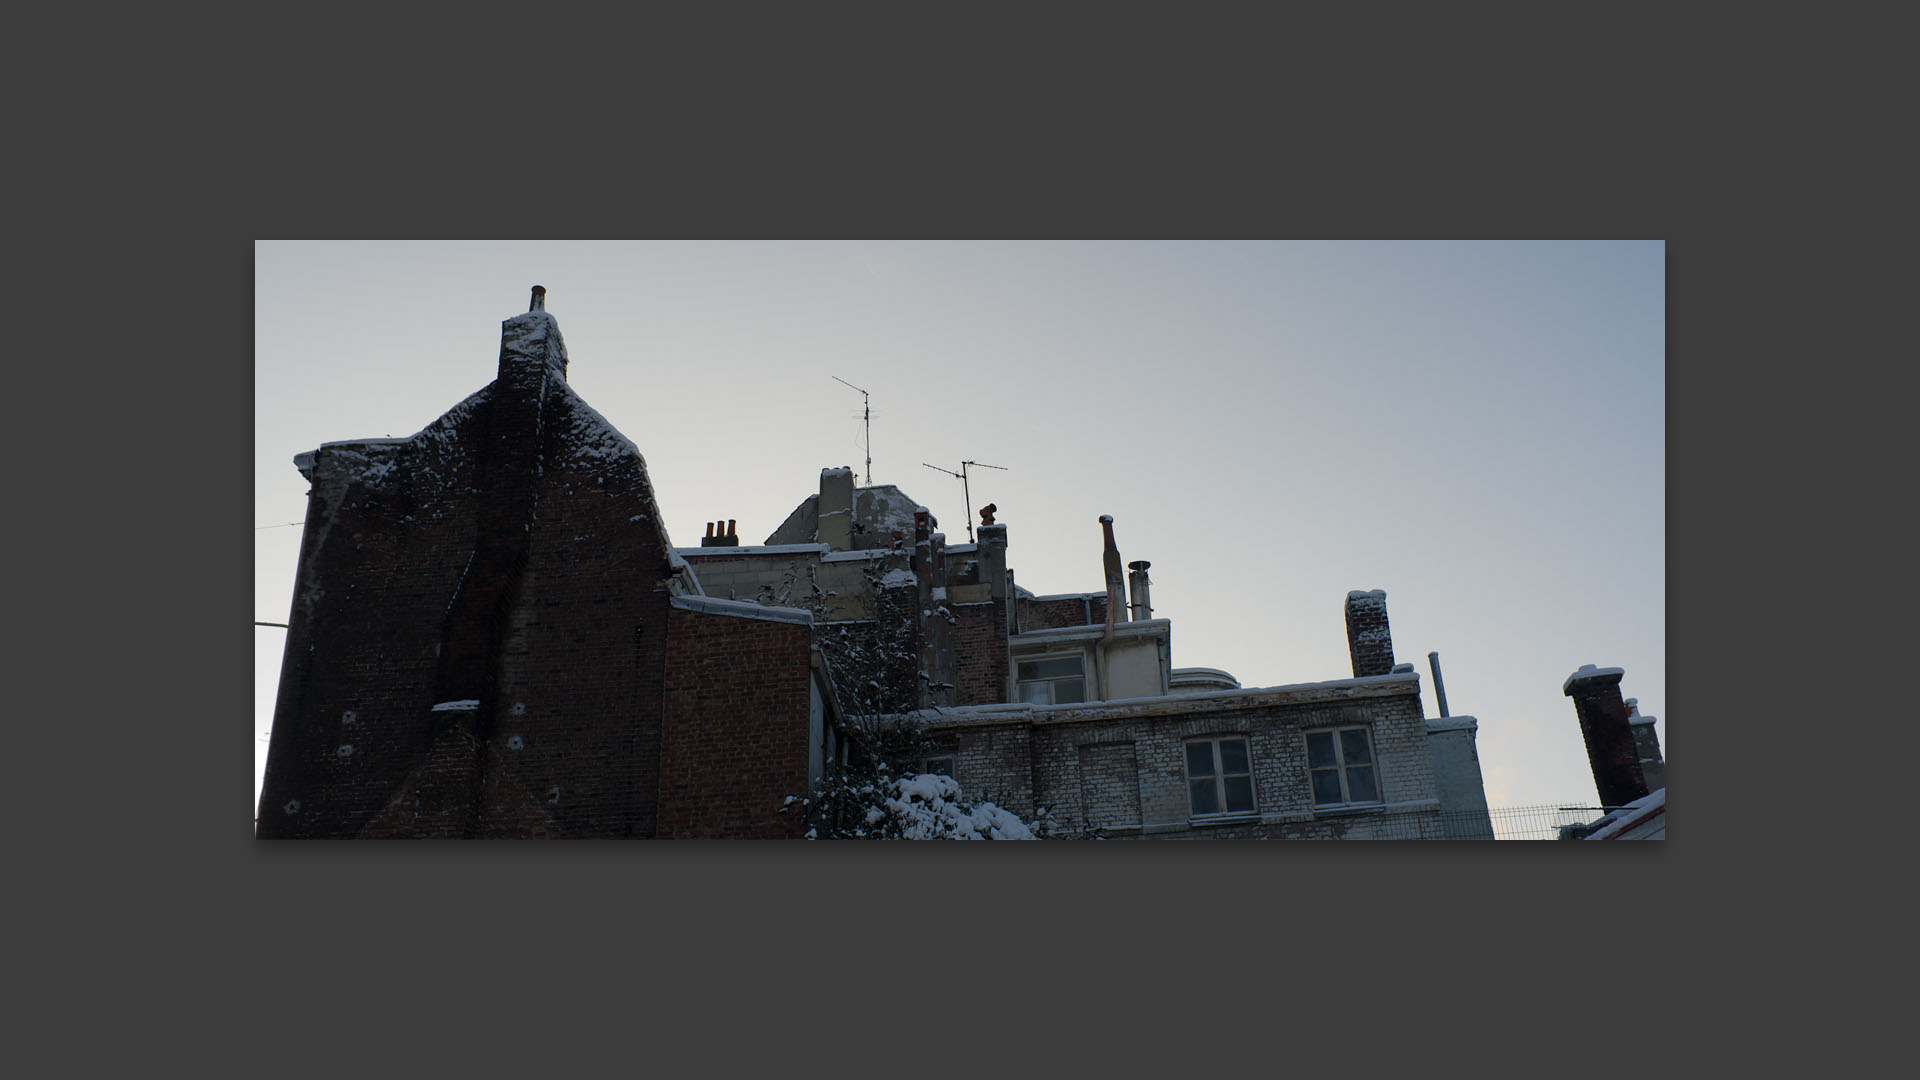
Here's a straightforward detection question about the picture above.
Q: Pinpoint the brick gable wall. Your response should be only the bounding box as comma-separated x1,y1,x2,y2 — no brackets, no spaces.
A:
260,372,676,838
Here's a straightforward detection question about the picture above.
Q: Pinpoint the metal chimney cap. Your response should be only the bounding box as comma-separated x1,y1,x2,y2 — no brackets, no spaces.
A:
1128,560,1150,571
529,285,547,312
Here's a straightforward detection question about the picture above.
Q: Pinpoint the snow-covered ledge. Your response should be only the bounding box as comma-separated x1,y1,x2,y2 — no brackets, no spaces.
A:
670,594,813,626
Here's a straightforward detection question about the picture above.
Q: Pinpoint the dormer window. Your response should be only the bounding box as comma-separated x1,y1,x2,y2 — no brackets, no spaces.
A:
1016,655,1086,705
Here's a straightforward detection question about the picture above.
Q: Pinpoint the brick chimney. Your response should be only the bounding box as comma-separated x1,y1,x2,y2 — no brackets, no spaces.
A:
818,467,855,550
1563,664,1652,808
499,286,568,384
1626,698,1667,795
1344,590,1394,677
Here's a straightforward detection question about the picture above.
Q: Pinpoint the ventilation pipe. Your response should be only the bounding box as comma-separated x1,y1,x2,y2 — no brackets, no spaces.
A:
1428,651,1450,718
1128,560,1153,622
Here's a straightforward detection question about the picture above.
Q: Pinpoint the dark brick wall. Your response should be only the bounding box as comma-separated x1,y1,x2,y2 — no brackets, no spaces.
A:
259,362,676,837
657,607,812,839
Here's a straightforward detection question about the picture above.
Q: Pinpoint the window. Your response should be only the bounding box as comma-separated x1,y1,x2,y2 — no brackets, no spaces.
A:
1017,655,1086,705
919,755,954,778
1185,737,1255,818
1306,727,1380,807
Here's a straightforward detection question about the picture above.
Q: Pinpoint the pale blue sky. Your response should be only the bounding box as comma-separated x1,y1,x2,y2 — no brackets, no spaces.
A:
256,240,1664,818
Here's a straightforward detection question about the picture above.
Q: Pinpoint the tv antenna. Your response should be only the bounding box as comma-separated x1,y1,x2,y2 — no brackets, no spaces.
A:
833,376,873,485
923,459,1008,542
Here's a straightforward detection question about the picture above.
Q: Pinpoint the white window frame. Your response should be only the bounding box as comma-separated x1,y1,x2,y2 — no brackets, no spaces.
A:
1184,735,1256,820
1306,725,1382,808
1015,652,1088,705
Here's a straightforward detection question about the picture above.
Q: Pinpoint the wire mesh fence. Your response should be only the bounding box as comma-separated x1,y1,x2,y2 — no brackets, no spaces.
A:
1478,804,1612,840
1357,805,1612,840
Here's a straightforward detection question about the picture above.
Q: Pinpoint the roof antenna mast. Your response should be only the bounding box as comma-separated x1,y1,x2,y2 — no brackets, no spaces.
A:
923,459,1008,542
832,376,872,486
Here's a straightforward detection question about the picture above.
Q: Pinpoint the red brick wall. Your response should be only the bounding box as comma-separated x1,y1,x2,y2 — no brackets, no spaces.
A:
951,600,1008,705
1019,594,1106,632
657,607,813,839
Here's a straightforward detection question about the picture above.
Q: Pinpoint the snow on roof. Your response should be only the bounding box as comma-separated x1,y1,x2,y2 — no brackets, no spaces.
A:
1346,589,1386,600
1562,664,1626,693
1170,667,1239,683
669,594,814,626
856,485,924,539
1583,788,1665,840
430,699,480,711
500,310,568,371
822,548,893,563
915,670,1422,728
298,385,494,485
1424,715,1479,733
552,379,644,466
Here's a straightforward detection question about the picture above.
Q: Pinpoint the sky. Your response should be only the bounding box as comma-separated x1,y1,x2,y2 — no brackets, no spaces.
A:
255,240,1664,821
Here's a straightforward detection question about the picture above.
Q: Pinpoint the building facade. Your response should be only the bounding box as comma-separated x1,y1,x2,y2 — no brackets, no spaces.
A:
258,292,1495,839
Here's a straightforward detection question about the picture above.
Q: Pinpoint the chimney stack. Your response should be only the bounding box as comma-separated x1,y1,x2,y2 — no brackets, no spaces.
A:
500,285,568,382
1344,590,1394,677
1625,698,1666,796
1563,664,1652,808
818,467,855,550
1128,560,1153,621
1100,515,1128,624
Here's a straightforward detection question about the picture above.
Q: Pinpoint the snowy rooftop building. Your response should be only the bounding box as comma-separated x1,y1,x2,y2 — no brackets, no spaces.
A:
261,289,1498,840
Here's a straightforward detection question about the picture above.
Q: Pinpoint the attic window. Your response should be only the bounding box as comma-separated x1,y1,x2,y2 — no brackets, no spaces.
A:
1017,655,1086,705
